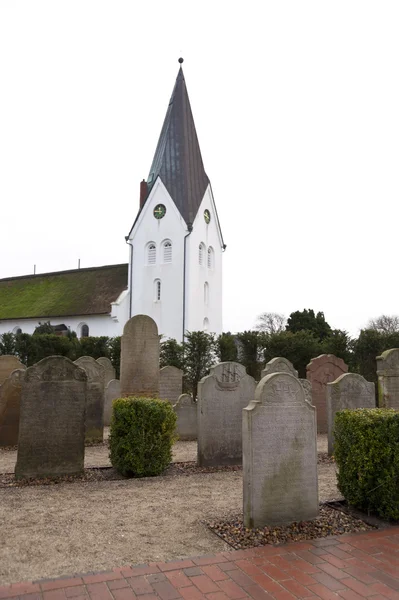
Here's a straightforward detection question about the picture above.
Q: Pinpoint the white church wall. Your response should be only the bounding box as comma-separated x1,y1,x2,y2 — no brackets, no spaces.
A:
128,179,187,342
185,185,223,336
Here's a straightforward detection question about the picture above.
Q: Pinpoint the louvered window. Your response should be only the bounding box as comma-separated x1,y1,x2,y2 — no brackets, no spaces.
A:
204,282,209,305
199,243,205,266
147,243,156,265
207,247,214,269
154,279,161,301
163,241,172,263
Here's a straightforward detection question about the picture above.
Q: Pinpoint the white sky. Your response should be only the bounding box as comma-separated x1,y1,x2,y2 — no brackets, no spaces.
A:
0,1,398,337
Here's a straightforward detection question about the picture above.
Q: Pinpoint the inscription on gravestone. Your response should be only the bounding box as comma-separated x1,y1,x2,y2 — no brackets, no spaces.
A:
243,372,318,528
120,315,160,397
160,366,183,403
307,354,348,433
173,394,197,440
74,356,105,443
15,356,87,479
96,357,116,386
377,348,399,410
262,357,298,379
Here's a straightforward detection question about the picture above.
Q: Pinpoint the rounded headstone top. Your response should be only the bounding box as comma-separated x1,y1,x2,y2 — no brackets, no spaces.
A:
306,354,348,374
74,356,105,382
175,393,194,407
252,372,310,408
25,355,88,382
97,357,113,368
262,357,298,379
377,348,399,363
123,314,159,337
160,365,184,375
326,372,374,395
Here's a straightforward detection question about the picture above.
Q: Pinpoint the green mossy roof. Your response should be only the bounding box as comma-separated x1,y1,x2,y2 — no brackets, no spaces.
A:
0,264,128,320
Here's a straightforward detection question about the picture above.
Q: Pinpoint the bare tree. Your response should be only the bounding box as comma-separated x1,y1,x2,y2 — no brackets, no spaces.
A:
255,312,286,334
367,314,399,334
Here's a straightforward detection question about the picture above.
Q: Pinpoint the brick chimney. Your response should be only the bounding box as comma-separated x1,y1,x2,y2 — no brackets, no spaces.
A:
140,179,148,209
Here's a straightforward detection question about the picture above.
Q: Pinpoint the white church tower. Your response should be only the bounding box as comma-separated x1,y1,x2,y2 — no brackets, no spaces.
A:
126,59,225,342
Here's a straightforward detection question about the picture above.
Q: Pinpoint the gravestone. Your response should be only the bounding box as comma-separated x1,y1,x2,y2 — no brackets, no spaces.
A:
300,379,312,404
15,356,87,479
160,366,183,403
97,357,116,386
0,355,26,386
0,369,24,447
243,372,318,528
306,354,348,433
197,362,256,466
104,379,121,426
173,394,197,440
120,315,160,397
377,348,399,409
262,357,298,379
74,356,105,442
327,373,375,455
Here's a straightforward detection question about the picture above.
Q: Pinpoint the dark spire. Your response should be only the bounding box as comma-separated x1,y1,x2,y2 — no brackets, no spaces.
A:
145,62,209,225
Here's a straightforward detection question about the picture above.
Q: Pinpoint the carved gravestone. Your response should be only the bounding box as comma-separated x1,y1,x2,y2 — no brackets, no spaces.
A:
74,356,105,442
104,379,121,426
327,373,375,455
197,362,256,466
377,348,399,409
300,379,312,404
243,372,318,528
96,357,116,386
306,354,348,433
159,366,183,403
120,315,160,397
0,369,24,447
262,357,298,379
15,356,87,479
0,355,26,386
173,394,197,440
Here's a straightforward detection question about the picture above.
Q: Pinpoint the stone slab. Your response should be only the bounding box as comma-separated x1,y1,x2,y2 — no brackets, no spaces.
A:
74,356,105,443
376,348,399,409
173,394,197,440
0,369,24,447
160,366,183,403
0,355,26,386
104,379,121,426
96,357,116,386
120,315,160,397
262,357,298,379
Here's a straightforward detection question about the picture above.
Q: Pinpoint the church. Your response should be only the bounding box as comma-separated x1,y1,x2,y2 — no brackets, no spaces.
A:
0,61,225,342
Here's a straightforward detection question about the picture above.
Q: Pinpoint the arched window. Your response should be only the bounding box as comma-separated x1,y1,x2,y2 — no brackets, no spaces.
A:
207,247,214,269
203,318,209,331
81,324,89,337
163,240,172,263
199,243,205,266
12,326,22,335
204,282,209,305
154,279,161,302
147,243,156,265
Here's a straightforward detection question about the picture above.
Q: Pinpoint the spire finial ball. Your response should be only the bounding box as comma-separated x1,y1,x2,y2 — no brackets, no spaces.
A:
178,57,184,64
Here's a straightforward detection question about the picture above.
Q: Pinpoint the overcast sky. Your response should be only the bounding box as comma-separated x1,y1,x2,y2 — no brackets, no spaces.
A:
1,1,398,337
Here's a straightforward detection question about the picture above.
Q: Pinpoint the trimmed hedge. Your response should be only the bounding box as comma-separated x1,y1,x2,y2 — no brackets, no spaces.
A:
109,397,177,477
334,408,399,520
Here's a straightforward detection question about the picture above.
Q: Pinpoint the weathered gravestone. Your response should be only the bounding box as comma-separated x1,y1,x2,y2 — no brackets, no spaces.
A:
197,362,256,466
120,315,160,397
300,379,312,404
0,369,24,447
15,356,87,479
74,356,105,442
327,373,375,455
243,372,318,528
104,379,121,426
377,348,399,409
306,354,348,433
160,366,183,403
0,355,26,386
96,357,116,386
262,357,298,379
173,394,197,440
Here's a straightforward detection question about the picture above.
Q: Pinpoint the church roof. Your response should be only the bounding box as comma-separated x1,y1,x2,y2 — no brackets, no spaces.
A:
0,264,128,321
145,65,210,226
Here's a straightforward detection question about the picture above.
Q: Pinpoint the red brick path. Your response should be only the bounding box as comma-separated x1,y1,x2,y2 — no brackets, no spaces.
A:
1,528,399,600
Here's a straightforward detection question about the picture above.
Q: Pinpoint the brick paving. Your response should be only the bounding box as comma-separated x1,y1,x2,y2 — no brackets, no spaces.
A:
1,528,399,600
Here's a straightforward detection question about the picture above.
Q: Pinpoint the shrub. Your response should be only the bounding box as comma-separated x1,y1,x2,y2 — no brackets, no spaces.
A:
109,397,177,477
334,408,399,520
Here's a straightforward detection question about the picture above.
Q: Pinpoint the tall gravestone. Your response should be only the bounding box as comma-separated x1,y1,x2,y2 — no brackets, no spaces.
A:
327,373,375,455
159,366,183,403
96,357,116,386
0,355,26,386
74,356,105,442
15,356,87,479
0,369,24,447
120,315,160,397
173,394,197,440
197,362,256,466
243,372,318,528
262,357,298,379
104,379,121,426
307,354,348,433
377,348,399,409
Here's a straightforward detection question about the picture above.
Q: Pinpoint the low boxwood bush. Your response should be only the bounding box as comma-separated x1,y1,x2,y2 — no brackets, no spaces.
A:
109,397,177,477
334,408,399,520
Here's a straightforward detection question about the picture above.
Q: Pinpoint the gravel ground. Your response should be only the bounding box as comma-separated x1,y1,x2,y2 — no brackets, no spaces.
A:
0,434,340,586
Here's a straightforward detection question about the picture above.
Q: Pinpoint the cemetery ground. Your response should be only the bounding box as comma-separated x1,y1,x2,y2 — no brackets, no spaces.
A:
2,433,351,587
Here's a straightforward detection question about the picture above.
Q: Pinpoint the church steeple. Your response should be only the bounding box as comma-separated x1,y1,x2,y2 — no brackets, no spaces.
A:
145,59,209,226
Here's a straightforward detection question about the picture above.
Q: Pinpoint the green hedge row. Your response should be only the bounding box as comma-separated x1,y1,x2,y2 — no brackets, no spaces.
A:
109,397,177,477
334,408,399,520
